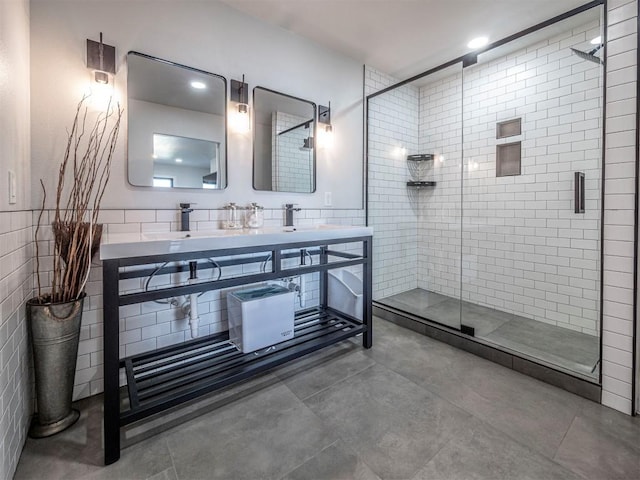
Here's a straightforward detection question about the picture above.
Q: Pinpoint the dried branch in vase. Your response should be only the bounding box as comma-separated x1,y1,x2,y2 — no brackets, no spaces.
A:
34,95,123,304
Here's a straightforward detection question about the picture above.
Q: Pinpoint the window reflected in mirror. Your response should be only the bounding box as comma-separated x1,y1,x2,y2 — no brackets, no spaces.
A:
127,52,227,189
253,87,316,193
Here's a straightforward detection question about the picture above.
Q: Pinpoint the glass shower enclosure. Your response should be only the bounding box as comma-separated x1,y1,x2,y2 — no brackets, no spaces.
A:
367,4,603,381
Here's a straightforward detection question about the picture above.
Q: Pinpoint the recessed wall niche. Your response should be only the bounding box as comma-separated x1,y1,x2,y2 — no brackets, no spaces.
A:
496,118,522,139
496,142,521,177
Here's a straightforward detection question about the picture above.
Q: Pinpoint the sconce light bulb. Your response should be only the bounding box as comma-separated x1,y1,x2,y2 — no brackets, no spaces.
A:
318,124,334,148
230,103,251,134
95,71,109,84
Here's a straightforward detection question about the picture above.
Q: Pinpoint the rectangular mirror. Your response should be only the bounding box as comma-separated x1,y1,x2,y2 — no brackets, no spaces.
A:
253,87,316,193
127,51,227,189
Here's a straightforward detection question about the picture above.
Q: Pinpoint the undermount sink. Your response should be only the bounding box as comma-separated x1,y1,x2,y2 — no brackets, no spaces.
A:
100,224,373,260
141,230,229,241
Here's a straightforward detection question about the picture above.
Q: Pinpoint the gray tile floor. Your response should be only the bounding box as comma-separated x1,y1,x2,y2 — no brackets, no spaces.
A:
381,288,600,378
15,317,639,480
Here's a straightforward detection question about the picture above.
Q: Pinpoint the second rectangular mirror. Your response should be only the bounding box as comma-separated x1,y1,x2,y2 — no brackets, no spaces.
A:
253,87,316,193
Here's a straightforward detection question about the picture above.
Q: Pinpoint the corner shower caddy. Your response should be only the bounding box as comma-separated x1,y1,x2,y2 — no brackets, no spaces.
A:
406,154,437,188
101,234,373,465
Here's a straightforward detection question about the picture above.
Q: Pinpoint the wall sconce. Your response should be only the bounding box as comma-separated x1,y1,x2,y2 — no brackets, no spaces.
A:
300,136,314,151
87,32,115,85
230,75,250,134
317,102,333,148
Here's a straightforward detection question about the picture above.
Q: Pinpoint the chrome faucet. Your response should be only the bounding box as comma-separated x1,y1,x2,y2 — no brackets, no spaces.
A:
284,204,301,227
180,203,194,231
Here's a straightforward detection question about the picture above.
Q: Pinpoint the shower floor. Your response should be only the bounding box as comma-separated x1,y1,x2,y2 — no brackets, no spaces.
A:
379,288,599,380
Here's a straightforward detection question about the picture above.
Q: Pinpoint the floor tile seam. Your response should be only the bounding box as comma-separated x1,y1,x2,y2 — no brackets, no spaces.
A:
404,430,458,480
376,358,578,466
568,412,640,456
466,412,585,472
463,415,591,480
294,359,379,403
551,413,579,464
164,437,179,480
274,439,341,480
296,363,378,404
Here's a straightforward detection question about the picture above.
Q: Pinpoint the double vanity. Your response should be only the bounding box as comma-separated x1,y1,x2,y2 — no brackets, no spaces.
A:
100,46,366,465
100,225,373,464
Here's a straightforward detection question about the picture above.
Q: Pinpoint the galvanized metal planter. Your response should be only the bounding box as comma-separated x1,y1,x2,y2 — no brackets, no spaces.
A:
26,294,85,437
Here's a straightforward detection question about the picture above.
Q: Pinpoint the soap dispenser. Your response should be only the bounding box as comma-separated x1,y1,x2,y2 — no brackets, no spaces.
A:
223,202,243,229
245,202,264,229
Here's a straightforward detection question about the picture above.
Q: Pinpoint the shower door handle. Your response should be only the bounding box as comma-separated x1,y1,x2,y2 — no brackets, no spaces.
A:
575,172,585,214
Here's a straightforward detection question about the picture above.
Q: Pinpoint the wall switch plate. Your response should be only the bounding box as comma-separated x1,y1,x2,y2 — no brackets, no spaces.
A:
324,191,332,206
8,170,16,204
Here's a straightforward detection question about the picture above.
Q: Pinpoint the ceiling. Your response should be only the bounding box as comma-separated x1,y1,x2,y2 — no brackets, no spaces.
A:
220,0,595,79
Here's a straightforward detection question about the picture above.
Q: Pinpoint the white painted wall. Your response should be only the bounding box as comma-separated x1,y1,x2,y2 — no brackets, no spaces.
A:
30,0,364,210
128,99,225,188
0,0,33,478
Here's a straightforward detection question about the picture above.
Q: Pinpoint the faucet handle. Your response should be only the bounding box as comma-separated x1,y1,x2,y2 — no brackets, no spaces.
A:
180,203,196,210
284,203,301,211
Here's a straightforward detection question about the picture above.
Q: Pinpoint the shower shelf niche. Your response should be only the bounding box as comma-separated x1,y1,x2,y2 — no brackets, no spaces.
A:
407,154,434,162
407,181,437,188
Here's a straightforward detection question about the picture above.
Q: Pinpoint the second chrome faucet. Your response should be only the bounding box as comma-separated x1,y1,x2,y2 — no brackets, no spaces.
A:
284,204,301,227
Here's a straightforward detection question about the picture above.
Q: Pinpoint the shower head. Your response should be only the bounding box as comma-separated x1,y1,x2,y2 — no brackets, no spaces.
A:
570,44,604,65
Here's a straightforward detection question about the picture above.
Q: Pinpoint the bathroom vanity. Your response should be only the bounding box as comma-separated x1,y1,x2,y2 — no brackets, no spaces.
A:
100,225,373,464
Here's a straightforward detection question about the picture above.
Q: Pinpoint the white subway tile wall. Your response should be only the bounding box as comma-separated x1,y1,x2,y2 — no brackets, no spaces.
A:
367,2,639,414
371,18,605,335
366,67,421,299
0,211,33,480
417,69,463,298
273,112,314,192
459,20,601,335
35,209,365,400
602,0,637,414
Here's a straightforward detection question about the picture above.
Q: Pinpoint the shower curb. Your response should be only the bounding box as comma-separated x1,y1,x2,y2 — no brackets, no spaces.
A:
374,304,602,404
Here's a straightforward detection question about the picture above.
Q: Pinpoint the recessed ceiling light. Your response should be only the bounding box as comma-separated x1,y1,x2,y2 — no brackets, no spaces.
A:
175,158,183,163
191,81,206,90
590,36,602,45
467,36,489,50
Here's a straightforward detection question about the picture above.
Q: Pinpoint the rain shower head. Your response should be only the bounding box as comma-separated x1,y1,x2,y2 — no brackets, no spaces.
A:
570,44,604,65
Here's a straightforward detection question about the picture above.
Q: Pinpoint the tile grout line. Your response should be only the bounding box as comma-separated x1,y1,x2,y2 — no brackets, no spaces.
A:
275,439,341,480
164,437,179,480
368,321,590,466
296,356,377,403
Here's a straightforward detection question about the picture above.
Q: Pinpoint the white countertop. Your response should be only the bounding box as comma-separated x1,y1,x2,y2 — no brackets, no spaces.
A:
99,224,373,260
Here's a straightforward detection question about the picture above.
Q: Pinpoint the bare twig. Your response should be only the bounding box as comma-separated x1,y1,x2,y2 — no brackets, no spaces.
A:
34,180,47,298
35,95,123,303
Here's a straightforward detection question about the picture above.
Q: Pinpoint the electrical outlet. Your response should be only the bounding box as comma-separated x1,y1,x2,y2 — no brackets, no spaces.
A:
324,191,332,206
8,170,16,204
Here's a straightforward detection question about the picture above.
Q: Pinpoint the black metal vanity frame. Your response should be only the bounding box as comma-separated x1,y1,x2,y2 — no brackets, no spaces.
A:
102,235,373,464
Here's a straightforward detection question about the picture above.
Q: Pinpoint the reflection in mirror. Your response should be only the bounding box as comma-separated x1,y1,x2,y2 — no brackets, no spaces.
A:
127,52,227,189
253,87,316,193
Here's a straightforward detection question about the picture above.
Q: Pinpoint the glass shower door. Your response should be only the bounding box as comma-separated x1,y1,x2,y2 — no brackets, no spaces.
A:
460,7,603,379
367,64,463,331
